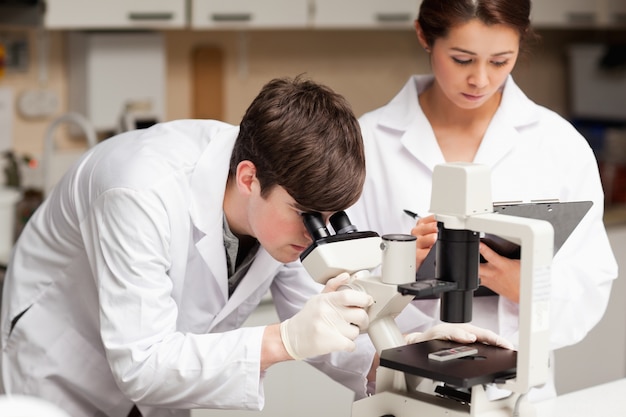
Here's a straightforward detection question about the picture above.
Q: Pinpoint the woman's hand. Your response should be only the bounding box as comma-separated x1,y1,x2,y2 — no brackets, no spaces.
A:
405,323,514,350
479,242,521,303
410,214,438,270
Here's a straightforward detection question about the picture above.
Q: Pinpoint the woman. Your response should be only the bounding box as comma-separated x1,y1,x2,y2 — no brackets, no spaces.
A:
347,0,618,400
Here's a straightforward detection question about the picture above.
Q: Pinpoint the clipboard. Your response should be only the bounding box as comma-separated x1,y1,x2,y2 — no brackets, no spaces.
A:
487,200,593,257
416,201,593,293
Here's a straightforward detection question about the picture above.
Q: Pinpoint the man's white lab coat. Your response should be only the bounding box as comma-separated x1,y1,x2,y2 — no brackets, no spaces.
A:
1,120,373,417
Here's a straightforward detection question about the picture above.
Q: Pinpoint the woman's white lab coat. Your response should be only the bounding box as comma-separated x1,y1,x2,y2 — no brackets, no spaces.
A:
347,75,618,398
0,120,373,417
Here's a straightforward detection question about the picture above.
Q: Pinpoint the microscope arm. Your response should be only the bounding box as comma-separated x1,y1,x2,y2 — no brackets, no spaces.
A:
462,212,553,393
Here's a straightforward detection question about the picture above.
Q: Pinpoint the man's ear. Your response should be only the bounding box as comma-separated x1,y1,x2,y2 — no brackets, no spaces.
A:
236,160,257,195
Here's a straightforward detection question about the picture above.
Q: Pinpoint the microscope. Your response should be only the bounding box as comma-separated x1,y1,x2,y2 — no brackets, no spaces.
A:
300,162,554,417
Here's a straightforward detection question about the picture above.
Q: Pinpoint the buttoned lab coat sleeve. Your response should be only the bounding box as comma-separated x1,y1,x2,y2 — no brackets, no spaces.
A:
82,186,268,410
270,261,377,400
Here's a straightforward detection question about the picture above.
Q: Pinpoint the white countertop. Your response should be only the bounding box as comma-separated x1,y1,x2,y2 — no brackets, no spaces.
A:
535,378,626,416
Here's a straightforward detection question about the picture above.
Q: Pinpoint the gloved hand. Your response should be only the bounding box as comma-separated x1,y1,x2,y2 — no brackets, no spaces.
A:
280,273,374,360
405,323,514,350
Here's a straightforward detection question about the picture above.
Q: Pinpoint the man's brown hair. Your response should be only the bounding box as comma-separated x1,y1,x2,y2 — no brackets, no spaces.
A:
230,76,365,212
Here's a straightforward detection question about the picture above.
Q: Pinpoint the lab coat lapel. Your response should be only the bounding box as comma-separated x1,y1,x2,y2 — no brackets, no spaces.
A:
378,75,445,171
189,126,239,302
379,75,542,171
212,249,282,326
194,235,228,302
402,117,444,172
475,77,540,167
475,116,518,166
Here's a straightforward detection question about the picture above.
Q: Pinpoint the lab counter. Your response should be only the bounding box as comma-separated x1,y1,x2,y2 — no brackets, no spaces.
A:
535,378,626,417
192,370,626,417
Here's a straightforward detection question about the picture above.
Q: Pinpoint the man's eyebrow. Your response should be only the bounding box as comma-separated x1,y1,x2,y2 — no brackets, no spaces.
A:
291,202,314,212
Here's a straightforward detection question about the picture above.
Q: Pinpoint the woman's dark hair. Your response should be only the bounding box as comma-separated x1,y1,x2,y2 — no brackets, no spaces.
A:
230,76,365,212
418,0,539,53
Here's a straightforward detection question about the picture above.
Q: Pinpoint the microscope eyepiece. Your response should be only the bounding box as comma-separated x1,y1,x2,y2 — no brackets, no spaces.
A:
329,211,358,234
302,212,330,240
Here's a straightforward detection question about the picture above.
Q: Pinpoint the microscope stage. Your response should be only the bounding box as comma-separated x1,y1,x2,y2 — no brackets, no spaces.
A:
380,340,517,388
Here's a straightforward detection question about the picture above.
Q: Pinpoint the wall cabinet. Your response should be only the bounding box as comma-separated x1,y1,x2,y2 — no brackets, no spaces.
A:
42,0,626,30
532,0,597,27
312,0,420,29
531,0,626,28
190,0,309,29
44,0,186,29
67,32,166,132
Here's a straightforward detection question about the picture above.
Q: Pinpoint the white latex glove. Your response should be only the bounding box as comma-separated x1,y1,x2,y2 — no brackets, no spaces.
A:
404,323,514,350
280,273,374,360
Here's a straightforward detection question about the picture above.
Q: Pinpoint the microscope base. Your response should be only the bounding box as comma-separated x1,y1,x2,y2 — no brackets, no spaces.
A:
352,385,537,417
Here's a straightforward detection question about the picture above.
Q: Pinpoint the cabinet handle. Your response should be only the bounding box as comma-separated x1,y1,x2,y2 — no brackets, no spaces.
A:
128,12,174,21
566,12,595,25
376,13,412,23
211,13,252,22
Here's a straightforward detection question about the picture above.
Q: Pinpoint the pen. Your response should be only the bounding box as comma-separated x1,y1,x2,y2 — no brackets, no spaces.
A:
403,209,419,219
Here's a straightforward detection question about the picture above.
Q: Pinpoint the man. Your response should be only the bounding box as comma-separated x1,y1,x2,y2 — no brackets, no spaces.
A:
0,76,504,417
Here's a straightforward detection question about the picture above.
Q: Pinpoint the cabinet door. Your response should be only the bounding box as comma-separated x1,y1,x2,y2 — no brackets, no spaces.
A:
606,0,626,26
313,0,420,29
67,32,166,132
44,0,186,29
191,0,309,29
531,0,598,27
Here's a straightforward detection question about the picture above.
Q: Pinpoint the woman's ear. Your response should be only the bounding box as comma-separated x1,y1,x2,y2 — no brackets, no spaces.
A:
235,160,257,196
414,20,430,52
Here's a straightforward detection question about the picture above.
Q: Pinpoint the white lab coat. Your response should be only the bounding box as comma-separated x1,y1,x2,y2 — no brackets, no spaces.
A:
0,120,373,417
347,75,618,399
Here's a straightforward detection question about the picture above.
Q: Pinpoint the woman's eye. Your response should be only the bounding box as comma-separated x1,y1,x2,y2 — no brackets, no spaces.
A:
492,60,509,67
453,57,472,65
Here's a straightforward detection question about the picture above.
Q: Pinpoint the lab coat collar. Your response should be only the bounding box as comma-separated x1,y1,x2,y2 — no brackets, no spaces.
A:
377,75,542,170
475,76,542,166
492,75,542,129
188,125,283,310
377,75,430,132
189,126,239,234
378,75,540,131
375,76,446,171
189,126,238,301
